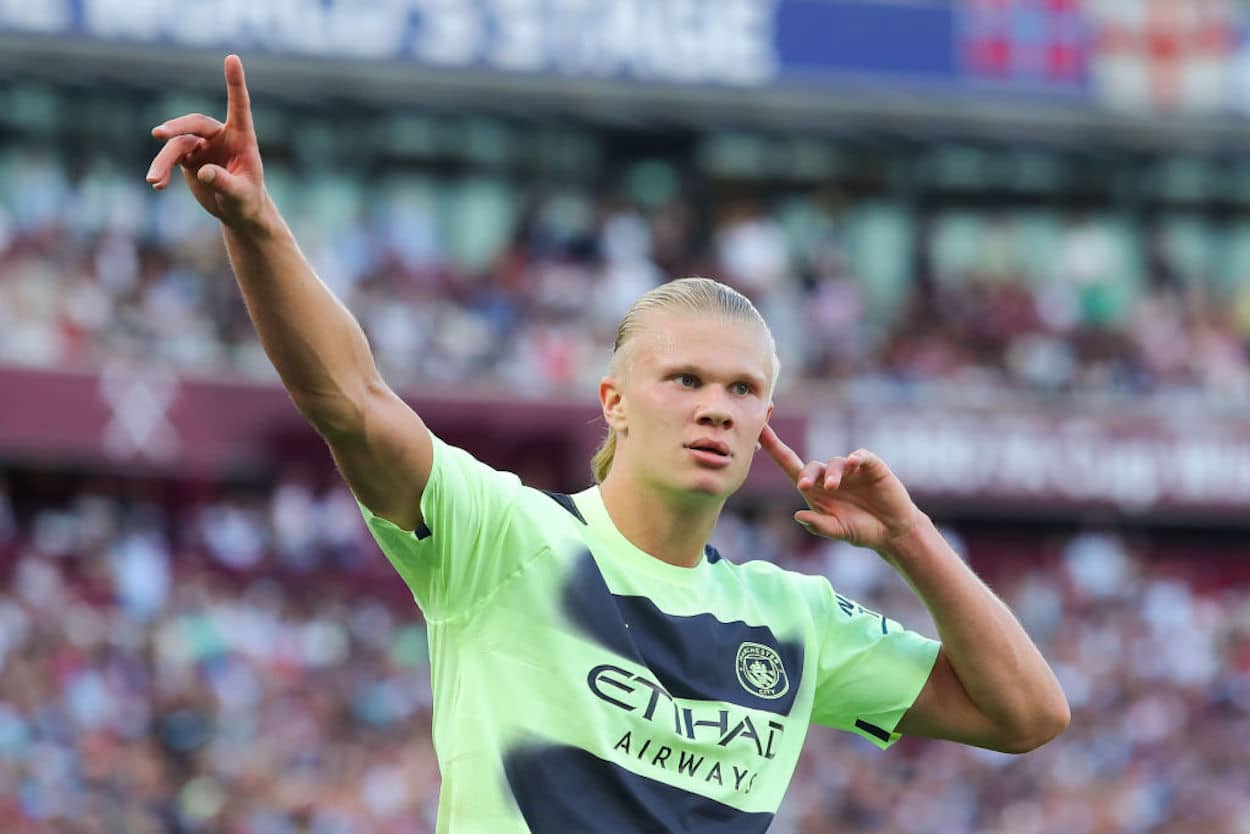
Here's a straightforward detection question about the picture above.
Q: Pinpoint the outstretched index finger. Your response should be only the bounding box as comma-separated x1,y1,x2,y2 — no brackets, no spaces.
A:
224,54,254,135
759,423,804,483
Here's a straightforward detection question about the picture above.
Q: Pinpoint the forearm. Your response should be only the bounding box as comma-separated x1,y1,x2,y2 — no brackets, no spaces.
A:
882,513,1068,743
222,197,381,434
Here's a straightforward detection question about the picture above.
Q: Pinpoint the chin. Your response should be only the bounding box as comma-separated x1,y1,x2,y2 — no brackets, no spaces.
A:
646,464,743,503
680,471,743,501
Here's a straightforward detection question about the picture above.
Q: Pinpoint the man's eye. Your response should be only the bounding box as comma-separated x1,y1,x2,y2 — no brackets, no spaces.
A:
732,382,752,396
678,374,698,387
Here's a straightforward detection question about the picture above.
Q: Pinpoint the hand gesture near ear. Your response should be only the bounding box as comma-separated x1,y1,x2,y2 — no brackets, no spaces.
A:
146,54,268,229
760,424,921,551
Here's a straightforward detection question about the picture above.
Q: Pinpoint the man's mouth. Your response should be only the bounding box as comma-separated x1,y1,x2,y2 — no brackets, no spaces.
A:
684,440,731,458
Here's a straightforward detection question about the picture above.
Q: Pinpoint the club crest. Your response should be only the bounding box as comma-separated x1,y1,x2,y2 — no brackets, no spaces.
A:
735,641,788,699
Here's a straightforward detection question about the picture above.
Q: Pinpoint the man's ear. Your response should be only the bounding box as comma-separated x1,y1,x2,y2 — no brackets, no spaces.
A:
760,402,775,437
600,377,627,432
757,403,775,451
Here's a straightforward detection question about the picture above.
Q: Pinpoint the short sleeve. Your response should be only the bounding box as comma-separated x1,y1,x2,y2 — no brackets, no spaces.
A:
356,432,534,621
808,580,941,749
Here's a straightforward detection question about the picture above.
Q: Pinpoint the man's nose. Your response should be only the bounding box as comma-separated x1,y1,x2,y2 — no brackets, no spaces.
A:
696,392,734,428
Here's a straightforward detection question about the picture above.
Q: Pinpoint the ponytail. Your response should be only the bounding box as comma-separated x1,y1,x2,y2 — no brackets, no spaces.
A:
590,427,618,484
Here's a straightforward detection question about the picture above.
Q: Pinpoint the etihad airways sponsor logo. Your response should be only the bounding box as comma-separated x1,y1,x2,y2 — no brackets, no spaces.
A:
586,663,784,761
610,730,762,796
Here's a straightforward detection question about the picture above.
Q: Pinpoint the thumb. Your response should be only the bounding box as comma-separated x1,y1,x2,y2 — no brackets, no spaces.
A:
794,510,847,541
197,163,247,200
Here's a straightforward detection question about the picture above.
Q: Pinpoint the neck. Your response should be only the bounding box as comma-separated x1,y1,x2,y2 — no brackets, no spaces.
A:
598,468,724,569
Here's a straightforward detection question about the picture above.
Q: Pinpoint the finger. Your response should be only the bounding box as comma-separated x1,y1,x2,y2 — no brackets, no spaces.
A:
797,460,825,491
146,135,206,189
152,114,224,140
822,457,848,491
845,448,883,478
224,54,255,135
759,423,804,482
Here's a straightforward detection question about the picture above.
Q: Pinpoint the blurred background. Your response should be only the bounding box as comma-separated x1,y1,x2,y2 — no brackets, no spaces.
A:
2,1,1250,832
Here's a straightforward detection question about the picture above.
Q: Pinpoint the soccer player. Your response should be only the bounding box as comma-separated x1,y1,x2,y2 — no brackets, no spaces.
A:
148,56,1069,832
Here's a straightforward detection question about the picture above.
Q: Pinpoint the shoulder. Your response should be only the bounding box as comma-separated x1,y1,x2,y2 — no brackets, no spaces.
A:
430,439,579,526
509,486,594,539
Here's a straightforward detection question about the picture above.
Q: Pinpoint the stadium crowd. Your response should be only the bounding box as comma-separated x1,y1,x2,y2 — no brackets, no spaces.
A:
4,108,1250,834
2,145,1250,405
0,473,1248,834
5,37,1250,834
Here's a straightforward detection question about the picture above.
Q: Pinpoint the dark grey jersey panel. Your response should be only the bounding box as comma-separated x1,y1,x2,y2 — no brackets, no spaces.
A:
504,742,773,834
562,551,803,716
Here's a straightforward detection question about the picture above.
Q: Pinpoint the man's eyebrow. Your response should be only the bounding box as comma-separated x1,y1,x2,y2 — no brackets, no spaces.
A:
658,362,708,377
738,371,770,390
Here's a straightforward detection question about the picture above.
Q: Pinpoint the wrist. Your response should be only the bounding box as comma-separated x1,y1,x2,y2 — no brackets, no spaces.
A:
225,190,284,241
877,508,936,563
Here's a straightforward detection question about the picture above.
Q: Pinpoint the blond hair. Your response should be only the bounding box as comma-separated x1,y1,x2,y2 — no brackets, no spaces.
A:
590,277,779,484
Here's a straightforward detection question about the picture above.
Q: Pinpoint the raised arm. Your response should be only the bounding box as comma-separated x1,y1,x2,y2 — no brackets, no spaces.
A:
147,55,431,531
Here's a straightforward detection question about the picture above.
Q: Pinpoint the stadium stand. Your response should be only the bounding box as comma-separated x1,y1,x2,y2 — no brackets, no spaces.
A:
5,1,1250,830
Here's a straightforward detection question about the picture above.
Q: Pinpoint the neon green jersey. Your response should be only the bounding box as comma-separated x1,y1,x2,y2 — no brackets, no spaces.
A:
359,434,940,833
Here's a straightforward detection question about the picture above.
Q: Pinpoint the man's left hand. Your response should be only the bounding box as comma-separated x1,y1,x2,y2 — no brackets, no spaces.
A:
759,423,922,551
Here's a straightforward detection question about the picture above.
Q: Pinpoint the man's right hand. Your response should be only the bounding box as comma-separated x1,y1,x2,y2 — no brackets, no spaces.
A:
147,54,268,230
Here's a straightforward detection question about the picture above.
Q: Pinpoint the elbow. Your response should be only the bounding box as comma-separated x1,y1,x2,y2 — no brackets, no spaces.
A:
292,387,369,439
291,376,384,439
293,394,362,438
998,698,1071,754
